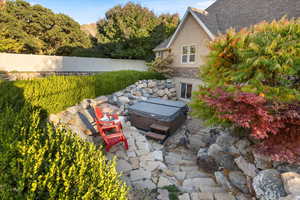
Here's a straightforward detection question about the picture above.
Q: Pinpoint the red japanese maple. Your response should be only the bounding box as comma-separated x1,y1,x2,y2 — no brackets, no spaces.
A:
200,88,300,163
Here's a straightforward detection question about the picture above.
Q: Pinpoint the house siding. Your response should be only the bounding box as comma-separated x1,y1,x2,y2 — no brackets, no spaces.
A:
169,13,210,71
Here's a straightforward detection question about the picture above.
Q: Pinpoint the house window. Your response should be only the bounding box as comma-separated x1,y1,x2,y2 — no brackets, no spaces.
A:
181,83,192,99
182,45,196,64
156,51,164,59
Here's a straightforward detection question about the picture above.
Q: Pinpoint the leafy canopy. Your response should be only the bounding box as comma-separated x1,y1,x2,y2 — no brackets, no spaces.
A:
95,2,179,60
0,0,91,55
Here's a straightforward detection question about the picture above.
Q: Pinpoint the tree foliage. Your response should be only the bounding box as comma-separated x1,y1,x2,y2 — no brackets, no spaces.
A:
147,54,175,77
199,18,300,102
95,2,179,60
191,18,300,163
0,0,91,55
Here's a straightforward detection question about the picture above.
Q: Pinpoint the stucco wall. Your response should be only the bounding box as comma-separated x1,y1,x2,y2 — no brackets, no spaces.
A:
0,53,147,72
170,13,210,69
173,77,204,100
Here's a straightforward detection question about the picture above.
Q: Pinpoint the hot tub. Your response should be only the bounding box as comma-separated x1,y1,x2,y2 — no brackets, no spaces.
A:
128,98,188,133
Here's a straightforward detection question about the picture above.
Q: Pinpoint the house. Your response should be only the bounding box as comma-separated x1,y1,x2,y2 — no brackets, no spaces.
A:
153,0,300,100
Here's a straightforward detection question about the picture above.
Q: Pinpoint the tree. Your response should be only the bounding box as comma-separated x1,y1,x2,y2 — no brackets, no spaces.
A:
0,0,91,55
96,2,179,60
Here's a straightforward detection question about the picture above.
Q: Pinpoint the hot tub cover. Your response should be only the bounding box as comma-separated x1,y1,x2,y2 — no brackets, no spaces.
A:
128,98,188,122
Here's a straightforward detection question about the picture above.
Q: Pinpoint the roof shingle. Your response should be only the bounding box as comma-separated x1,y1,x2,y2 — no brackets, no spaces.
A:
193,0,300,35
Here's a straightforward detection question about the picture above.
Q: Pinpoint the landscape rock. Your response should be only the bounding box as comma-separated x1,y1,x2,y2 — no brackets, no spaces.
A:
253,169,287,200
215,171,235,191
157,189,169,200
214,193,236,200
157,176,172,188
197,152,218,173
235,156,257,177
132,179,156,190
189,134,208,150
216,133,238,149
235,139,251,156
151,150,163,161
280,195,300,200
130,169,151,182
191,192,214,200
281,172,300,195
228,171,249,194
253,152,273,170
208,144,237,170
179,193,190,200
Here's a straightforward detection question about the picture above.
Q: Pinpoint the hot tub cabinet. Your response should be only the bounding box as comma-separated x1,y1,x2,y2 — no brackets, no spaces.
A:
128,98,188,134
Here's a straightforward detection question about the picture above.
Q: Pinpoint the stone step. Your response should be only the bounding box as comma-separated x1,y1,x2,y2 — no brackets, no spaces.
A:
145,131,166,141
150,123,170,133
214,193,236,200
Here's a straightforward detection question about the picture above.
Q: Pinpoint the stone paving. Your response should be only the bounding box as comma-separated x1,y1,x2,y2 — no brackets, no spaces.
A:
105,123,236,200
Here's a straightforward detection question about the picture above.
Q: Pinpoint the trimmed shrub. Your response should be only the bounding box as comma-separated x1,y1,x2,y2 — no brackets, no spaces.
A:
0,106,128,199
0,70,164,114
191,18,300,163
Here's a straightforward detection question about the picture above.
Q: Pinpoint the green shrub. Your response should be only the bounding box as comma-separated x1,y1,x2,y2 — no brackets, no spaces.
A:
0,106,128,199
192,18,300,126
199,18,300,102
1,70,164,114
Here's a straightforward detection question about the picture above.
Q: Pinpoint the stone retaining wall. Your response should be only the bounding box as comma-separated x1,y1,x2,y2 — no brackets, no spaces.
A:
192,127,300,200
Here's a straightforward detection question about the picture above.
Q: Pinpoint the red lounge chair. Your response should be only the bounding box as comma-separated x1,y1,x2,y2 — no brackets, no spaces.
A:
94,106,128,152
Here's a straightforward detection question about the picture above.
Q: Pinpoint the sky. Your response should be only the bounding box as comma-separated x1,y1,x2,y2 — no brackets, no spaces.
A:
27,0,216,25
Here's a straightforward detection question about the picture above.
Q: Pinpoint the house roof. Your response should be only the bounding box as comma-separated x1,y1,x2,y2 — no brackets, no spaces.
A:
153,37,171,51
153,0,300,51
196,0,300,35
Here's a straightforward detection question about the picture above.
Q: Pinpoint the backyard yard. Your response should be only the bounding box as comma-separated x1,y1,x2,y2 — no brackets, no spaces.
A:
1,0,300,200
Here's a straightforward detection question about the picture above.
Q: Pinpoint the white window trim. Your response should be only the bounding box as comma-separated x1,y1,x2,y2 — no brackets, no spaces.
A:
181,45,196,64
180,82,193,100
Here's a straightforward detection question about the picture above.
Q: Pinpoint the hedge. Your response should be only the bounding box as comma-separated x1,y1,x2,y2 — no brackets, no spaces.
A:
0,70,165,114
0,106,128,199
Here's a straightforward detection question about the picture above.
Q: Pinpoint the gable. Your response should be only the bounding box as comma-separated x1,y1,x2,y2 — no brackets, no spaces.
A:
170,13,210,49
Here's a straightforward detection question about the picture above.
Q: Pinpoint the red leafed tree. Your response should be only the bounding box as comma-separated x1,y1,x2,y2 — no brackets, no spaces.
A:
200,88,300,163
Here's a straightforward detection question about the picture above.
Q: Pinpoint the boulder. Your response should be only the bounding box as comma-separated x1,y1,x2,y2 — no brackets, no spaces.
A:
118,96,130,104
189,134,208,150
253,169,287,200
157,176,172,188
216,133,238,149
197,148,218,173
215,171,235,191
208,144,237,170
130,169,151,182
228,171,249,194
281,172,300,195
234,156,257,177
253,152,273,170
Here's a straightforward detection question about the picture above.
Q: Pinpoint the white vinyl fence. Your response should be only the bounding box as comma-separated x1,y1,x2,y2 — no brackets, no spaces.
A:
0,53,147,72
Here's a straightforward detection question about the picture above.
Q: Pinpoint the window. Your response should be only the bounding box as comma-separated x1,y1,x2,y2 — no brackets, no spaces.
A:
156,51,164,59
182,45,196,64
181,83,192,99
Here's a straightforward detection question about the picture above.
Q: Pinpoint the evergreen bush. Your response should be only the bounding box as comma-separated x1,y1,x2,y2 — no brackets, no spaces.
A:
0,106,128,199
